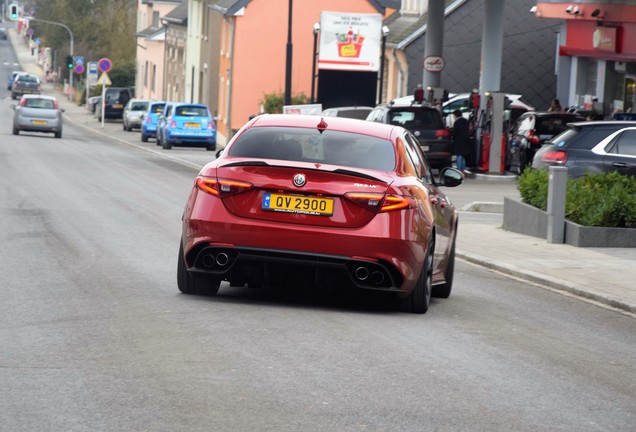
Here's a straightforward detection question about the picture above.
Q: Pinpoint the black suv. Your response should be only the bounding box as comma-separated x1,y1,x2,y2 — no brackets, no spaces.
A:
97,87,133,120
507,111,585,172
366,101,451,168
532,121,636,177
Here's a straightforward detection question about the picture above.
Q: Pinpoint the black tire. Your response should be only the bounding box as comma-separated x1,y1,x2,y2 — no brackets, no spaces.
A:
156,134,162,146
162,138,172,150
54,130,62,139
401,243,433,314
206,143,216,151
12,126,19,135
177,242,220,296
432,235,456,299
141,133,148,142
11,93,17,100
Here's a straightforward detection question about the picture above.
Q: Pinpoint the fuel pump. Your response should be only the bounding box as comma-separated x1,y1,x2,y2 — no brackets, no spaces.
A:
477,92,507,174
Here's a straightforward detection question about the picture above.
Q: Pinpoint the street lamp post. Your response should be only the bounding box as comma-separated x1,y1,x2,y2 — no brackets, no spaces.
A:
28,18,74,101
378,25,389,105
284,0,293,106
310,22,320,104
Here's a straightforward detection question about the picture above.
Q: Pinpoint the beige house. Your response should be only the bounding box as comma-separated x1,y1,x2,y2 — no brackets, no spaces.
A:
162,1,188,102
135,0,182,100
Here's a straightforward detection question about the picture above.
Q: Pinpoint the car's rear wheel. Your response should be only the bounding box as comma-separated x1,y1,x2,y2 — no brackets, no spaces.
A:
141,132,148,142
162,138,172,150
206,143,216,151
54,130,62,139
401,243,433,314
432,234,456,299
177,242,220,296
12,126,18,135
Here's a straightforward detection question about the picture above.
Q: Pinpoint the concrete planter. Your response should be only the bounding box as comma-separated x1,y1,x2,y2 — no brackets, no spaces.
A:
503,197,547,239
565,221,636,248
503,197,636,248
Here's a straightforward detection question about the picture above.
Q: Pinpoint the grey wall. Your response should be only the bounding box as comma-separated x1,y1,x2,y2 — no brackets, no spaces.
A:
404,0,561,110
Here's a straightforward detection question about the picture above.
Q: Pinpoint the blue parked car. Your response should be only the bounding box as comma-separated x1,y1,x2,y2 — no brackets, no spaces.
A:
159,103,216,151
156,102,175,147
140,101,166,142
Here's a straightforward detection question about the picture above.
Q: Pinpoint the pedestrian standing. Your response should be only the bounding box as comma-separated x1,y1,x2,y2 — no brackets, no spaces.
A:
548,98,563,112
451,110,471,173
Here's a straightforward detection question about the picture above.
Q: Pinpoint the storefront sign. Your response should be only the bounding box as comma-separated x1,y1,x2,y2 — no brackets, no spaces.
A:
593,27,617,52
318,11,382,72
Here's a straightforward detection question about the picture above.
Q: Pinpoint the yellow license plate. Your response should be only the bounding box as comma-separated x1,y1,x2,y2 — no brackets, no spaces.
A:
185,122,200,129
112,104,123,108
32,120,48,125
263,193,334,216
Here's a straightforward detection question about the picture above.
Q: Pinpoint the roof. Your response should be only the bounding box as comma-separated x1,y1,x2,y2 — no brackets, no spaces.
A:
162,0,187,25
135,25,166,39
209,0,390,16
384,0,466,49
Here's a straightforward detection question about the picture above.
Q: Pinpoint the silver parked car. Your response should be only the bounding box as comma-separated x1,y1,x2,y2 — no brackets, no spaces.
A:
12,94,64,138
123,98,150,131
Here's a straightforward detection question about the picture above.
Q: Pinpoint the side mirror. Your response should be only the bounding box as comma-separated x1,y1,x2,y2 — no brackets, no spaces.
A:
438,167,464,187
215,149,224,159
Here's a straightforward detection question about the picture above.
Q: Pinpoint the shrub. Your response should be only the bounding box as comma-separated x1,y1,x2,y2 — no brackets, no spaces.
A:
517,169,636,228
517,167,549,210
260,91,310,114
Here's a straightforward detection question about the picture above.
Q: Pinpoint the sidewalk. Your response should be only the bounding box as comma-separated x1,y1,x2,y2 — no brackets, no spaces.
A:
9,28,636,316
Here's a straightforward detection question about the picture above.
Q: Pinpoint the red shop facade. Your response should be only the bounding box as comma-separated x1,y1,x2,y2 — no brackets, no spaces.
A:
536,2,636,115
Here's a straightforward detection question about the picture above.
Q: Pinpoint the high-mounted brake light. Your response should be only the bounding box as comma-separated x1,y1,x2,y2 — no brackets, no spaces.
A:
196,177,253,197
345,192,413,212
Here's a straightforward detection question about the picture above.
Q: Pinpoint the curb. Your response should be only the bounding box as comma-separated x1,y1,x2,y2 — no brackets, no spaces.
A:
456,251,635,316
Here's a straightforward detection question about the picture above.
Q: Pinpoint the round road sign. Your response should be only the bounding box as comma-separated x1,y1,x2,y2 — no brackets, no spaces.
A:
74,64,85,75
97,58,112,73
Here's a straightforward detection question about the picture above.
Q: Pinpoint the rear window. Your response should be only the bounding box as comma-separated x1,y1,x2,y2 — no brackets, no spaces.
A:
536,116,578,135
335,109,372,120
388,109,443,129
17,75,38,83
25,98,55,109
551,125,631,150
175,106,208,117
149,103,166,114
131,102,149,111
228,126,396,171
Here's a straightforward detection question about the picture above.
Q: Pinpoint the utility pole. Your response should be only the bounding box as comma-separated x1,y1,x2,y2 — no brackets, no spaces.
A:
28,18,74,101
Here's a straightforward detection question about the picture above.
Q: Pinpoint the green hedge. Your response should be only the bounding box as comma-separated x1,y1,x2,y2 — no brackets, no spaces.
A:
517,169,636,228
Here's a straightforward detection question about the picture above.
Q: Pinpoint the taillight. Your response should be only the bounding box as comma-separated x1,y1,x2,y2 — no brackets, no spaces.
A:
541,150,567,165
169,120,177,128
196,177,253,197
436,128,451,139
145,116,153,124
53,100,59,109
345,192,413,212
207,120,215,130
19,98,27,107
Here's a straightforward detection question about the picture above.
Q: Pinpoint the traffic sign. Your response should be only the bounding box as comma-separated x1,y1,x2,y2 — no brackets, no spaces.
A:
97,58,112,73
96,72,112,86
74,64,85,75
88,61,98,87
75,56,84,66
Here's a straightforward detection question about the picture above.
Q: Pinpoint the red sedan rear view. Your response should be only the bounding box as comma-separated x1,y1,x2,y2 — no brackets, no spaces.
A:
178,114,463,313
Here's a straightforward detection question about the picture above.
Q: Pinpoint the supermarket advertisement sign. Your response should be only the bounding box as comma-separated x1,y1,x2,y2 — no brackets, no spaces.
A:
317,11,382,72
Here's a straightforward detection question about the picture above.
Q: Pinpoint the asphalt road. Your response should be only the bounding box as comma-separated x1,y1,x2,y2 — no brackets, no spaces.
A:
1,86,636,431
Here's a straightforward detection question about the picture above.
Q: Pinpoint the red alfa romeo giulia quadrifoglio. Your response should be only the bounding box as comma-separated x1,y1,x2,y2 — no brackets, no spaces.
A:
178,114,463,313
